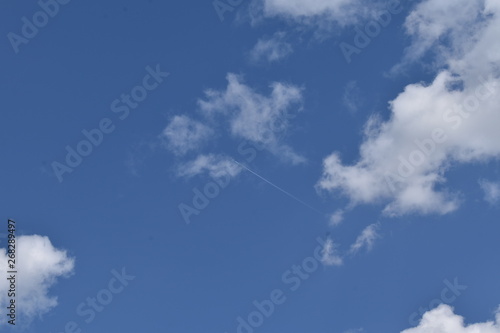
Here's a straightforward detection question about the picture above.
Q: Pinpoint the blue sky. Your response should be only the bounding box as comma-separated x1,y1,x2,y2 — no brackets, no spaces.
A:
1,0,500,332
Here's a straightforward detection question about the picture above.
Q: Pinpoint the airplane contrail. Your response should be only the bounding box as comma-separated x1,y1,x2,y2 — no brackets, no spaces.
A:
231,159,324,216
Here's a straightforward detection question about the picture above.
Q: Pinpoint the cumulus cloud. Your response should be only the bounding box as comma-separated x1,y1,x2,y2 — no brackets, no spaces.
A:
0,235,75,325
250,32,293,63
318,0,500,216
177,154,242,180
198,73,305,165
402,304,500,333
321,237,343,266
349,223,380,254
479,179,500,205
160,115,214,156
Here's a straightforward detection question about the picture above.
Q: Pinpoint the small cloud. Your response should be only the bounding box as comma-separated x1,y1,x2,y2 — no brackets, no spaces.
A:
249,32,293,63
177,154,242,180
478,179,500,205
321,237,343,266
342,80,363,113
160,115,214,156
349,223,380,254
329,209,344,226
343,328,364,333
258,0,374,28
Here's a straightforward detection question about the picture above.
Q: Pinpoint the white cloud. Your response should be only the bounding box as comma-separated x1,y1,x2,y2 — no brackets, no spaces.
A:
329,209,344,226
198,73,305,165
479,179,500,205
160,115,214,156
349,223,380,254
0,235,75,325
321,237,343,266
263,0,351,17
177,154,242,180
259,0,373,27
390,0,494,74
318,0,500,216
250,32,293,63
402,304,500,333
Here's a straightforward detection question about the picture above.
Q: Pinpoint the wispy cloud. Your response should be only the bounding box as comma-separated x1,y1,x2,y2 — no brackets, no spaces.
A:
390,0,487,75
343,329,364,333
160,115,214,156
343,80,363,113
349,223,380,254
479,179,500,205
256,0,376,28
321,237,343,266
249,32,293,63
177,154,242,180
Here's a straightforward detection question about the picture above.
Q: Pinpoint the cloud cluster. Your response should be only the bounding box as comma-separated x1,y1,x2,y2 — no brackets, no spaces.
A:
320,223,381,266
199,73,305,165
402,304,500,333
0,235,75,325
161,74,305,179
318,0,500,216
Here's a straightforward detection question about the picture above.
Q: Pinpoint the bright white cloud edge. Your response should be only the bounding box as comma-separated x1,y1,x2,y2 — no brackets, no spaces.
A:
318,0,500,216
402,304,500,333
0,235,75,325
